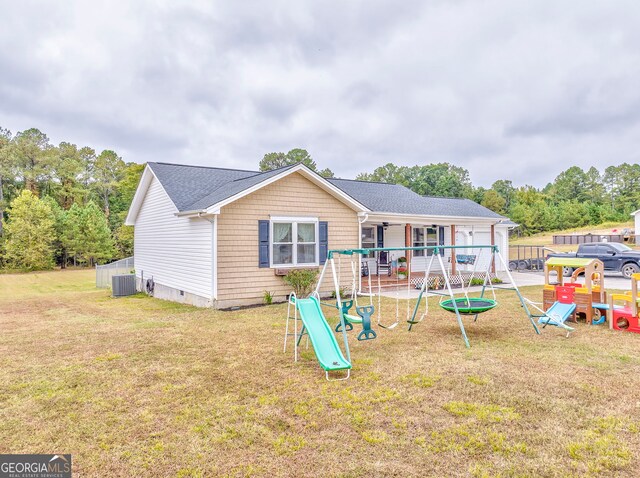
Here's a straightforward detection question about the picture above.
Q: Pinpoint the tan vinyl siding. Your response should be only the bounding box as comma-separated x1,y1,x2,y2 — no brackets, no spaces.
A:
216,172,359,307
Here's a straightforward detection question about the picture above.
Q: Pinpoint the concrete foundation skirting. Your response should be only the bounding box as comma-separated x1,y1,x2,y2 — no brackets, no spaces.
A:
138,279,212,308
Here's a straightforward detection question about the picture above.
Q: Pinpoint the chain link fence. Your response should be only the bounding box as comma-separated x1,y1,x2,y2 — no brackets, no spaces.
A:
96,257,134,288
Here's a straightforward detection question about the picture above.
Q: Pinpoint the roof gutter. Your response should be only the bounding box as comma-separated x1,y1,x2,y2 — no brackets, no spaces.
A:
175,209,220,218
365,211,504,225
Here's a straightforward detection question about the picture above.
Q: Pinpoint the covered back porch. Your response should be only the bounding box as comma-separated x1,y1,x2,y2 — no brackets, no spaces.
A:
357,213,507,292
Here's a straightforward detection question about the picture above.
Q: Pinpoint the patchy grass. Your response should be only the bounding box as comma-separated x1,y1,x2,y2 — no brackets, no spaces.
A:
467,375,491,386
401,372,441,388
1,270,640,476
443,401,520,422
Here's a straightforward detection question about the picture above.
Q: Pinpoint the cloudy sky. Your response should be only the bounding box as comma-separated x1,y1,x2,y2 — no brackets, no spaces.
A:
1,1,639,187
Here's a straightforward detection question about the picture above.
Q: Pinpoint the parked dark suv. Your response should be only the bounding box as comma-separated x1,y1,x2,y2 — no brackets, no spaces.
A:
547,242,640,278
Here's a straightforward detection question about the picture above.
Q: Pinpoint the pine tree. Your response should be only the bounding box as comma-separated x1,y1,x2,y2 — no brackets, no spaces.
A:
79,201,115,265
41,196,66,266
2,190,56,270
60,203,84,265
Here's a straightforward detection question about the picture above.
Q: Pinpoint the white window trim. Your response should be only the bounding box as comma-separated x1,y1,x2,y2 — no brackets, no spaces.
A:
270,217,319,268
361,226,376,258
413,226,438,257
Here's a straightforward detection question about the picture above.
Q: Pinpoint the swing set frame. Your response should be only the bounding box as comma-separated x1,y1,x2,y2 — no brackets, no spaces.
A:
315,244,541,348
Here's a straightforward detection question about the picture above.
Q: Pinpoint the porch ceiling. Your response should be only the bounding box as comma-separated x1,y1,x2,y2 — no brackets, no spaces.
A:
361,213,504,226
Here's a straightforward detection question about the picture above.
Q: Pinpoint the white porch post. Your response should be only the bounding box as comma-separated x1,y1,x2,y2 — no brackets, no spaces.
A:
451,224,456,276
490,223,496,274
358,218,362,292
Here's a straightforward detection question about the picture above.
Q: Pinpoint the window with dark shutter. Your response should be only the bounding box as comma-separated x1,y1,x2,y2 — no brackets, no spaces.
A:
258,220,270,267
319,221,328,264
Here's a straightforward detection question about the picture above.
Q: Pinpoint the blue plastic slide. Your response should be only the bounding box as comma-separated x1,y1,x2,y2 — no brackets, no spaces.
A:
538,301,576,332
296,296,352,372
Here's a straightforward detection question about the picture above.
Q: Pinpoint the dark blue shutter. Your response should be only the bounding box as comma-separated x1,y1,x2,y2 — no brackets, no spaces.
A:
377,225,384,248
438,226,445,255
258,220,270,267
319,221,328,264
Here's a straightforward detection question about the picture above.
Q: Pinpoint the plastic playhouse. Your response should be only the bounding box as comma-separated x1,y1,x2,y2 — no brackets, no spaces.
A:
541,257,607,331
608,273,640,334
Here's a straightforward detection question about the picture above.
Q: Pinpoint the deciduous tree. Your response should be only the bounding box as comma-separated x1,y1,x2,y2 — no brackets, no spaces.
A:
11,128,53,193
0,127,12,235
259,149,334,177
481,189,506,214
90,150,126,217
2,190,56,270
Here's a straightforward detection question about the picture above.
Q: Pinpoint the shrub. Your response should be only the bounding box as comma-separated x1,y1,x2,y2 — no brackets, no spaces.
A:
282,269,318,298
330,287,348,300
469,277,503,286
263,290,274,305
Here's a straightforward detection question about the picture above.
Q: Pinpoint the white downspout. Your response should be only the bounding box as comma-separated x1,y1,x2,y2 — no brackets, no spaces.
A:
203,214,218,305
358,214,369,292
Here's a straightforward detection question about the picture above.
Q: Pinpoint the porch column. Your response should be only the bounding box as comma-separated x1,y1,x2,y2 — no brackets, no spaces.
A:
490,223,496,273
450,225,456,276
358,218,362,292
405,224,411,267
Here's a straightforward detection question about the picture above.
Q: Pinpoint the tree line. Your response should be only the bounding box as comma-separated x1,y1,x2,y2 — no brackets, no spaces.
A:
0,127,142,271
1,127,637,271
355,163,640,235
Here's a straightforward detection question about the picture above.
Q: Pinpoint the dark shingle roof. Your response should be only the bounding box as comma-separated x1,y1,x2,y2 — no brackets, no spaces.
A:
186,164,296,211
148,162,256,211
147,161,503,219
420,196,504,219
327,178,427,214
328,178,504,219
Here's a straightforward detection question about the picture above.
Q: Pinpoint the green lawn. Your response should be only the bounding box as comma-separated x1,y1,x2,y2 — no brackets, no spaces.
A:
1,270,639,477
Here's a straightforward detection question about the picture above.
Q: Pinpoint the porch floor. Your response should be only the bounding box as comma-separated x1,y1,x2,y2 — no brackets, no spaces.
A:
359,272,511,298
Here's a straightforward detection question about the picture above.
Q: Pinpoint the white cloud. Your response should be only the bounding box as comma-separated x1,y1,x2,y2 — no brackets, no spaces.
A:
1,0,639,187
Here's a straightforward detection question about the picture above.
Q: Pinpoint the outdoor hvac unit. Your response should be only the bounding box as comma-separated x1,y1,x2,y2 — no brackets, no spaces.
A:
112,274,137,297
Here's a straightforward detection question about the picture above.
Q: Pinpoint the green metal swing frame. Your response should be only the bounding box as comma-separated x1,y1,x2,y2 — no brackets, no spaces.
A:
320,245,540,348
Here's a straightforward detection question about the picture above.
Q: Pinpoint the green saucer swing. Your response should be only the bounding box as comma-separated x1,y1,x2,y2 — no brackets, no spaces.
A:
440,297,498,315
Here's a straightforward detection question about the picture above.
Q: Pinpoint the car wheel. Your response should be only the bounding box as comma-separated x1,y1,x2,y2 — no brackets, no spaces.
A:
508,261,517,272
562,266,573,277
621,263,640,279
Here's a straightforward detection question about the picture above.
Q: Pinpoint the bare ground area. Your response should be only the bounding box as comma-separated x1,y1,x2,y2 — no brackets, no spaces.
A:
1,270,639,477
510,221,635,251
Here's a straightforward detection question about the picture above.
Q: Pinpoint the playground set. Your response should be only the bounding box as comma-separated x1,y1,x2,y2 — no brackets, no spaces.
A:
284,246,640,380
536,257,607,333
608,273,640,334
284,244,544,380
526,255,640,336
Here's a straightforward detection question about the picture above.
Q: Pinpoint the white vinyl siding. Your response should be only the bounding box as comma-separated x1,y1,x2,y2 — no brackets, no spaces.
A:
455,226,509,272
134,176,213,300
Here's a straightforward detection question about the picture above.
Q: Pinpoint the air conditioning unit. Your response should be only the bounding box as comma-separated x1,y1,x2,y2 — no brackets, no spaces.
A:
112,274,137,297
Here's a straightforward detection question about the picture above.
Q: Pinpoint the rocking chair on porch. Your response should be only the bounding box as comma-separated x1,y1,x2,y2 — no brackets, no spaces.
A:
376,251,393,277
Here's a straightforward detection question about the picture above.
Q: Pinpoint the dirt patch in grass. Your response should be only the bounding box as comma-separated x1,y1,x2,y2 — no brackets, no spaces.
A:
1,270,640,477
